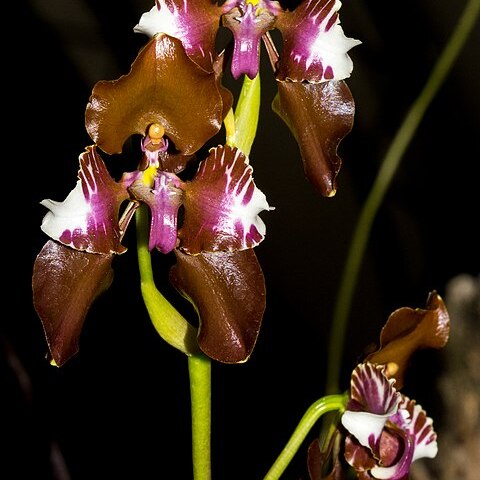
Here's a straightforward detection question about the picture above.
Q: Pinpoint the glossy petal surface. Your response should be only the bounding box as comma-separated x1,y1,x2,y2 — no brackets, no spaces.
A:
40,146,129,254
86,35,226,155
366,292,450,388
134,0,222,72
272,80,354,196
170,249,266,363
129,172,184,253
276,0,361,82
32,240,114,366
179,145,270,254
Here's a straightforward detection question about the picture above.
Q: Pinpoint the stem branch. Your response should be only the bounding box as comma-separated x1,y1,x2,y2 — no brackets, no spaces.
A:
263,394,347,480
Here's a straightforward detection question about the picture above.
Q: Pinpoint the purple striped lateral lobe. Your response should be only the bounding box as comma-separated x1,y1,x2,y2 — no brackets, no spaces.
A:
129,171,185,253
342,364,401,451
389,397,438,464
40,146,129,254
342,363,438,480
134,0,223,72
275,0,361,82
179,145,271,255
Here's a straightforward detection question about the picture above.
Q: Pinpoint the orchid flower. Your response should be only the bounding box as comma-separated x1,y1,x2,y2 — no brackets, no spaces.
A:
135,0,361,196
32,33,271,367
306,292,450,480
33,139,270,367
341,363,438,480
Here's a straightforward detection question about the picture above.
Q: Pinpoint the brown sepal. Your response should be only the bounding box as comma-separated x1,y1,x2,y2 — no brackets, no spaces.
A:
272,80,354,197
170,249,266,363
366,291,450,388
308,434,349,480
32,240,114,366
86,34,229,156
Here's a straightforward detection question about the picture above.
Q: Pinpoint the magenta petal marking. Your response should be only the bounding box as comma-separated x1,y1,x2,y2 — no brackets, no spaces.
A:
134,0,222,71
371,427,416,480
222,0,281,79
180,145,270,255
129,172,184,253
149,172,184,253
222,3,276,79
276,0,361,82
342,363,401,451
349,363,400,415
40,146,129,254
393,397,438,462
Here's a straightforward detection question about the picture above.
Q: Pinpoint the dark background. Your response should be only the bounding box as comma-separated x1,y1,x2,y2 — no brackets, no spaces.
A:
6,0,479,478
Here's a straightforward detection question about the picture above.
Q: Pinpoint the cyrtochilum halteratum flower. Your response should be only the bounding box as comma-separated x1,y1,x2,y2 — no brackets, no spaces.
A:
341,363,438,480
135,0,361,196
307,292,450,480
33,33,271,367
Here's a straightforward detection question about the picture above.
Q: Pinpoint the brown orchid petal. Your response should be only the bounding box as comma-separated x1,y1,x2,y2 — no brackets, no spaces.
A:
308,436,348,480
32,240,114,367
85,34,229,156
366,291,450,388
170,249,266,363
272,80,354,197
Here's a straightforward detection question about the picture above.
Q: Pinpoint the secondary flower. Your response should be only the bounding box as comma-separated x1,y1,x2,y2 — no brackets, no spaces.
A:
135,0,360,196
341,363,438,480
307,293,450,479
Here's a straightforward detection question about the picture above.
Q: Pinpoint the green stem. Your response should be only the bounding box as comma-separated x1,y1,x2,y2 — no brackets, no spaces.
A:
189,354,212,480
226,73,261,155
263,394,347,480
325,0,480,395
136,204,198,355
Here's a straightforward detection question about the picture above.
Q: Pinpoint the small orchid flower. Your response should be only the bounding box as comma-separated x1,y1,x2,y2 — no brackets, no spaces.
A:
135,0,360,196
341,363,438,480
307,293,450,480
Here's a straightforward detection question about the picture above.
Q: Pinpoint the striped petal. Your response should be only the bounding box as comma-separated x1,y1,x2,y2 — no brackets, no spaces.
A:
275,0,361,82
40,146,129,254
134,0,222,72
179,145,271,254
342,363,401,450
392,397,438,463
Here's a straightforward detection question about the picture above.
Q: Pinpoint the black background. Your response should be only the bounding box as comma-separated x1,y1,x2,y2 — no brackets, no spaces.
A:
7,1,480,478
